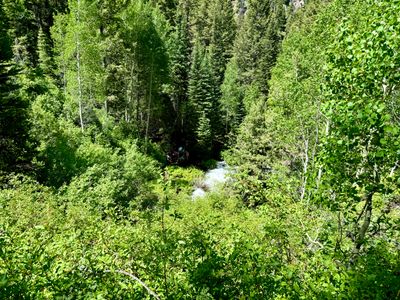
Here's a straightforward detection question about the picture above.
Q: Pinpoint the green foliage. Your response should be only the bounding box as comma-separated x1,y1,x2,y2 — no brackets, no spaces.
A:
1,0,400,298
119,0,171,134
317,0,400,255
320,0,400,192
0,68,32,170
199,159,218,170
224,97,273,206
220,57,244,137
166,7,191,143
229,0,349,206
165,165,203,194
30,95,81,187
196,111,212,155
0,0,12,61
208,0,236,85
222,0,288,177
2,177,398,299
60,0,106,130
233,0,286,93
37,27,54,76
188,42,221,157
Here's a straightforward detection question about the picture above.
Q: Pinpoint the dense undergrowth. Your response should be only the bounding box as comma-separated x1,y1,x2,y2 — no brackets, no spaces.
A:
1,164,399,299
1,0,400,298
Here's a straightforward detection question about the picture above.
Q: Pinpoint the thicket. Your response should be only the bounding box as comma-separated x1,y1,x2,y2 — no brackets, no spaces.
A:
0,0,399,299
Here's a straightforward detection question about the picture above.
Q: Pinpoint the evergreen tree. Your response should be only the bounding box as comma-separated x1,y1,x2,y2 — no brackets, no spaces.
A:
187,41,205,151
191,0,211,46
0,0,11,61
2,0,68,68
220,56,245,136
233,0,286,94
188,42,220,157
95,0,128,122
0,1,35,171
208,0,236,85
196,111,212,155
37,27,54,76
168,6,191,146
151,0,178,25
2,0,38,66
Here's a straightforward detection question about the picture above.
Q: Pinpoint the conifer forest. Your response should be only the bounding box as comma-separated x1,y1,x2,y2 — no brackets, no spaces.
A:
1,0,400,298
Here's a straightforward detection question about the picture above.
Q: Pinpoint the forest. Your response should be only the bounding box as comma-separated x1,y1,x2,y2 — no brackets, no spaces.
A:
0,0,399,298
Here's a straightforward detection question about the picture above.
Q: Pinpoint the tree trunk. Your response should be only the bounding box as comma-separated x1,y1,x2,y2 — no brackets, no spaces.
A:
300,135,309,201
127,61,135,123
316,121,330,189
76,0,84,132
352,191,373,257
145,56,154,153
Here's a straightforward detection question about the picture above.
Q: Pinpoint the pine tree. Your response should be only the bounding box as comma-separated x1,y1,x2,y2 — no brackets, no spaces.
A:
151,0,178,25
208,0,236,85
2,0,68,68
0,0,34,170
2,0,38,66
188,42,220,156
192,0,211,46
201,49,222,151
233,0,286,94
0,0,11,61
187,40,205,148
168,6,191,145
220,56,244,136
37,27,54,76
196,111,212,155
51,13,69,95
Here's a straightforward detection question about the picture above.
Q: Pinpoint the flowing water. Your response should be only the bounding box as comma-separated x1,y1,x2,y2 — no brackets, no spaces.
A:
192,161,230,199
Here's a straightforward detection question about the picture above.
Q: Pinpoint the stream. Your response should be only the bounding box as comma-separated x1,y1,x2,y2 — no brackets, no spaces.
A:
192,161,231,199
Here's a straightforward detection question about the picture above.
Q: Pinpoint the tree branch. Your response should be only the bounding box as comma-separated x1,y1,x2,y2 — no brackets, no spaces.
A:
105,269,160,300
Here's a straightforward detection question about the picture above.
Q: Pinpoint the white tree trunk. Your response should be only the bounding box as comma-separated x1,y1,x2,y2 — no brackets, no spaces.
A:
145,56,154,153
300,136,309,201
76,0,84,132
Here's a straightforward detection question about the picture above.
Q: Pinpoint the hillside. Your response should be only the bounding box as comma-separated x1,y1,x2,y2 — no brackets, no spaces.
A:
0,0,399,298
